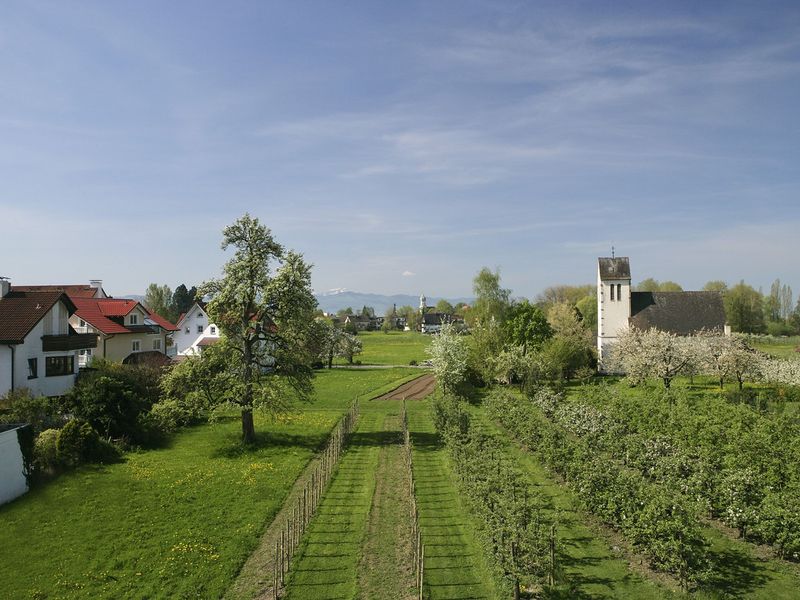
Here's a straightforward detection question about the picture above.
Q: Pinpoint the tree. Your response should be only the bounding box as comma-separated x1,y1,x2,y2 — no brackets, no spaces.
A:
144,283,173,321
201,214,318,443
338,332,363,364
505,300,552,356
612,328,698,388
427,323,469,395
471,267,510,326
703,280,728,293
435,299,455,314
360,305,375,318
535,284,594,308
381,307,396,333
636,279,683,292
725,281,766,334
575,295,598,334
172,284,197,317
336,307,354,317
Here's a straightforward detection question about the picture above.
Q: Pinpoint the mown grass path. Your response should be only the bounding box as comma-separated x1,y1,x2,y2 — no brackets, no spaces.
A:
406,402,500,600
283,409,384,599
355,411,417,600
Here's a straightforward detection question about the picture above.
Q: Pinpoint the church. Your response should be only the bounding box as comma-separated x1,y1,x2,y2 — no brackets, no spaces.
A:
596,257,728,371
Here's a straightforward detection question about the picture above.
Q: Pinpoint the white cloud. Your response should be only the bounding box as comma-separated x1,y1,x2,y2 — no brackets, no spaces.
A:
402,270,416,277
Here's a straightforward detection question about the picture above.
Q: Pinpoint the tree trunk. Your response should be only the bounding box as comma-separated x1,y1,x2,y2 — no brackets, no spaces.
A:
719,376,724,389
664,377,671,389
738,377,744,391
241,408,255,443
513,579,520,600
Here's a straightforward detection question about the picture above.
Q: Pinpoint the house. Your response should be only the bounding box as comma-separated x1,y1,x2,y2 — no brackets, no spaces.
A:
69,297,178,365
596,257,728,371
0,280,98,397
343,314,373,331
417,294,462,334
174,300,220,356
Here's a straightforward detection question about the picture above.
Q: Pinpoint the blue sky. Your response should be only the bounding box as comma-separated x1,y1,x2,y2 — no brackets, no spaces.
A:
1,1,799,299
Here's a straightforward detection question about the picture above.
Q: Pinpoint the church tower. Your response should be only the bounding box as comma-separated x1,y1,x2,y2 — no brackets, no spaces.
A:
597,257,631,371
419,293,427,314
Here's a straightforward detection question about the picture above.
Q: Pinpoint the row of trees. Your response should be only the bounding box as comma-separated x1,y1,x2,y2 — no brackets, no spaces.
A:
613,329,800,389
143,283,198,323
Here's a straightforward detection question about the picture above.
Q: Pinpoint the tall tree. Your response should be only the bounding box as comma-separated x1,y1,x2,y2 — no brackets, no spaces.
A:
505,300,552,356
201,214,317,443
703,280,728,293
172,284,197,317
144,283,173,320
435,299,455,314
725,281,766,334
471,267,511,325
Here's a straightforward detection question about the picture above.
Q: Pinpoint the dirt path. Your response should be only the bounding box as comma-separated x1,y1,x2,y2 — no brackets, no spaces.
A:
373,373,435,400
355,414,416,600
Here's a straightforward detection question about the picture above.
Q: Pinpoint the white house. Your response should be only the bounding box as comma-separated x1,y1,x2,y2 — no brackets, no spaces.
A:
0,280,98,398
597,257,728,371
174,301,220,356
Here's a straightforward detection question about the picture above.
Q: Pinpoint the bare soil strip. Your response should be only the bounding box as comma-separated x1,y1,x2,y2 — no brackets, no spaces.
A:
374,373,435,400
355,415,416,600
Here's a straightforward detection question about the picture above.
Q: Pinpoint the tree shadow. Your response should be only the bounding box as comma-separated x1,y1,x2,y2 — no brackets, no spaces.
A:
700,546,771,597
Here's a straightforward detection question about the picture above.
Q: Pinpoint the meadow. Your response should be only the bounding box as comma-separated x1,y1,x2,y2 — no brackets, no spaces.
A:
336,330,431,366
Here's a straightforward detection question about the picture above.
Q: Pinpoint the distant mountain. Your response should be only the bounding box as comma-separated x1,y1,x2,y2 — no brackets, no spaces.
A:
119,294,146,303
314,290,473,315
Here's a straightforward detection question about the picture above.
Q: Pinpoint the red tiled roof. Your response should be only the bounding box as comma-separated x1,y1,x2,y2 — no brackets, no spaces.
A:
196,336,219,347
13,284,101,298
147,311,179,332
72,298,130,334
73,297,178,334
0,291,76,344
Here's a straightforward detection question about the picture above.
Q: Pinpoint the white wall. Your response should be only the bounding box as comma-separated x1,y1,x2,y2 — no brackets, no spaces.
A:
0,427,28,505
597,268,631,370
1,301,80,398
174,304,219,355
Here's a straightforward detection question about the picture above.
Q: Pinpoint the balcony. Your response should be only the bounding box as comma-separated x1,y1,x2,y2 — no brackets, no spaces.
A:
42,331,98,352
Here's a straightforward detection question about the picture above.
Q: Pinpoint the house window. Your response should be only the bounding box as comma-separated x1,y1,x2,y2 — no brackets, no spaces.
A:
45,356,74,377
132,340,141,352
210,326,216,335
130,314,138,325
617,284,622,301
197,325,204,334
28,358,38,379
153,338,162,351
610,283,615,301
79,319,86,327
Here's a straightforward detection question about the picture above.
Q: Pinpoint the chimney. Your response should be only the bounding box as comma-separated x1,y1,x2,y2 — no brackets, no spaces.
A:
0,277,9,298
89,279,103,298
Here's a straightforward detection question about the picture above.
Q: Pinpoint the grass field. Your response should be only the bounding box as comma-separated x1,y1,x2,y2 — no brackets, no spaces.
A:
0,368,415,600
750,336,800,359
336,331,431,366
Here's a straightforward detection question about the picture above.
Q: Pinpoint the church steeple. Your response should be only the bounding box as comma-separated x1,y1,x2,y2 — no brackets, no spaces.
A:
419,293,427,313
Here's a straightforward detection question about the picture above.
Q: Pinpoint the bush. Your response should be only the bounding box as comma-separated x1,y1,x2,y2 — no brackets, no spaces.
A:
63,360,163,444
409,360,417,366
34,429,60,471
56,419,118,466
0,389,62,434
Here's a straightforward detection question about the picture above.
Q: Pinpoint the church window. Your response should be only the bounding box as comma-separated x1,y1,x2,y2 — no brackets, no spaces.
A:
617,284,622,301
610,283,615,301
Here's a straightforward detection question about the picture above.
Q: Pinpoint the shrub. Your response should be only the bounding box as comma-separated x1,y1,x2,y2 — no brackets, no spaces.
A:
409,360,417,366
0,389,62,434
63,360,162,444
34,428,60,471
56,419,118,466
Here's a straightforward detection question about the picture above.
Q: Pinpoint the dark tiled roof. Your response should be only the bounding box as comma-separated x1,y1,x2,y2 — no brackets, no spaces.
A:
630,291,726,334
598,257,631,280
0,291,75,344
13,284,101,298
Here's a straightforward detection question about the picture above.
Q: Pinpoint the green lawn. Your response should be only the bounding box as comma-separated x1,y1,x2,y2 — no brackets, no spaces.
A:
751,336,800,359
0,368,415,600
406,401,501,600
336,331,431,366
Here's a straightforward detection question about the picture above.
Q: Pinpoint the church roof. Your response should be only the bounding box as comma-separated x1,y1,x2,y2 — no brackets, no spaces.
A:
629,291,726,335
598,257,631,280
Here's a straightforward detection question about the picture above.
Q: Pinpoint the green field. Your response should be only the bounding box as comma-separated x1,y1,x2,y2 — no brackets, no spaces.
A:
0,368,415,600
337,331,431,366
751,336,800,359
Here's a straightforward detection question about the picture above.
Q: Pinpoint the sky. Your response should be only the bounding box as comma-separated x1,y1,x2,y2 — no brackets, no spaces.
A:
1,0,799,299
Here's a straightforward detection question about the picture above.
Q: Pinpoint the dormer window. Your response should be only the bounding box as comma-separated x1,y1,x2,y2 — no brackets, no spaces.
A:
130,314,138,325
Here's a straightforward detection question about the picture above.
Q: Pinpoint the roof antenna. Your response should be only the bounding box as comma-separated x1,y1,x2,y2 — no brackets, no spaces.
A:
611,246,615,259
